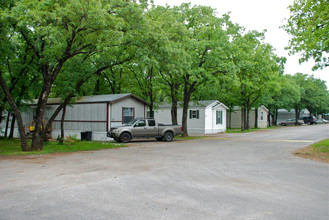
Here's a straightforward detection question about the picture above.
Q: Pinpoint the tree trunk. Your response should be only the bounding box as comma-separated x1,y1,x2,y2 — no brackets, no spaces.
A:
4,112,10,137
31,80,53,151
60,105,67,144
148,68,154,118
170,82,180,125
228,104,233,129
171,101,178,125
182,95,189,137
246,108,250,130
254,107,258,128
9,114,16,139
0,107,3,124
182,79,196,137
0,73,29,151
267,104,271,127
149,105,154,118
295,105,299,125
241,104,245,131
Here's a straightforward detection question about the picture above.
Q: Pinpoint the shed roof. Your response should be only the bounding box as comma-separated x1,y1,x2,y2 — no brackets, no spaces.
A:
30,93,150,106
232,105,269,112
158,100,228,109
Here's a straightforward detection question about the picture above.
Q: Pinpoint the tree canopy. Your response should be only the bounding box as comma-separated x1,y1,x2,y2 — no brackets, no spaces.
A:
284,0,329,70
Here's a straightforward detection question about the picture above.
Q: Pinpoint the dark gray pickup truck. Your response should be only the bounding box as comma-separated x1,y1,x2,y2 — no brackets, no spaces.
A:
107,118,182,143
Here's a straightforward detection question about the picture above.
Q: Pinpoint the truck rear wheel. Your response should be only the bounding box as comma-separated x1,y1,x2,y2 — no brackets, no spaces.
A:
120,132,131,143
163,131,174,142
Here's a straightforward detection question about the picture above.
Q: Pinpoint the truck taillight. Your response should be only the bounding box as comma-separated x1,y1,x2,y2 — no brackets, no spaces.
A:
181,126,183,131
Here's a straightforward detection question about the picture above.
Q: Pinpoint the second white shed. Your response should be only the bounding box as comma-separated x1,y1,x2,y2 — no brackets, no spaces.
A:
154,100,228,135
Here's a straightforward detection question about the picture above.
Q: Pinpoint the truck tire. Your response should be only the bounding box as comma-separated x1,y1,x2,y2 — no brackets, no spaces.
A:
163,131,174,142
120,132,131,143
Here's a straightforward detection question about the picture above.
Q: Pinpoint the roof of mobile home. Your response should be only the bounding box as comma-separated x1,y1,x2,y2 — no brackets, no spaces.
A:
28,93,150,106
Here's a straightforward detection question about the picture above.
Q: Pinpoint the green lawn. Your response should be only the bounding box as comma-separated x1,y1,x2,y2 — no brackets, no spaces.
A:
0,138,125,156
226,126,280,133
176,136,207,140
312,139,329,153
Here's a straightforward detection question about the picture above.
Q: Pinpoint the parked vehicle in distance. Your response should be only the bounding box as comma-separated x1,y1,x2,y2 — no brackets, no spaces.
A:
300,116,317,125
315,118,329,124
279,118,304,126
107,118,182,143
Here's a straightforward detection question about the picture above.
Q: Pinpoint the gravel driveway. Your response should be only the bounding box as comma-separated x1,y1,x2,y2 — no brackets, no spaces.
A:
0,124,328,220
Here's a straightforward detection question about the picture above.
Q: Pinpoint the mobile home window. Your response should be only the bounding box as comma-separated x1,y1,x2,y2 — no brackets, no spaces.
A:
260,112,264,120
123,107,134,124
216,111,223,124
189,110,199,119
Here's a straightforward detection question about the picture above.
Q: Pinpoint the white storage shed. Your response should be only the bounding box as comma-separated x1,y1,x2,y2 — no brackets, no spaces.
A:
154,100,228,134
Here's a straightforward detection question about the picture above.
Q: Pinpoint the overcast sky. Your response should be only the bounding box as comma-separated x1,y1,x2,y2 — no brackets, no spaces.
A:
152,0,329,88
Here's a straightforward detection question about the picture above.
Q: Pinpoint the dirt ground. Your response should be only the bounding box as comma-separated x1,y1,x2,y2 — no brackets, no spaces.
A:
2,140,329,164
293,146,329,164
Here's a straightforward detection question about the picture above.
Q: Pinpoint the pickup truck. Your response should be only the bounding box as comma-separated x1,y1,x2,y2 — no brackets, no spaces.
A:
107,118,182,143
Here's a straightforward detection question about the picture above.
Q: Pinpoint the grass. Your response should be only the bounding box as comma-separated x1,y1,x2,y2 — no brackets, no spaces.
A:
0,138,125,156
226,126,281,133
312,139,329,153
176,135,207,140
226,128,260,133
293,138,329,163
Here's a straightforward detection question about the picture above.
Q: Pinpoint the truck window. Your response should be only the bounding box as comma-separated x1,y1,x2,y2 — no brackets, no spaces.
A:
148,120,156,127
135,120,146,127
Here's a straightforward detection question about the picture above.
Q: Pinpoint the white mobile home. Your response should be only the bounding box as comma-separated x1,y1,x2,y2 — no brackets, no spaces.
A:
154,100,228,134
1,93,149,141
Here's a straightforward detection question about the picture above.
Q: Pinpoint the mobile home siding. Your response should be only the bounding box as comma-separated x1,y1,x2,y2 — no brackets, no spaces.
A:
110,98,146,126
49,103,107,132
1,94,149,141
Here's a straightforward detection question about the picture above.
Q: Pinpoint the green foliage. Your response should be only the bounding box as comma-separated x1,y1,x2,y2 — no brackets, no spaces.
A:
284,0,329,70
293,73,329,115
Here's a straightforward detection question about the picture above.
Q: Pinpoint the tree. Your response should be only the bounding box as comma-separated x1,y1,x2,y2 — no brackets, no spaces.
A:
231,30,283,130
284,0,329,70
0,0,148,150
174,4,233,136
293,73,329,116
146,5,187,124
261,74,301,125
